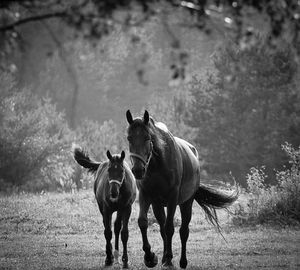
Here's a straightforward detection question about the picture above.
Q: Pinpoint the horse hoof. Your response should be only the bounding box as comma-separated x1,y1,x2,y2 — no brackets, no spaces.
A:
162,260,174,269
179,257,187,269
122,262,129,269
113,250,119,261
144,253,158,268
105,256,114,266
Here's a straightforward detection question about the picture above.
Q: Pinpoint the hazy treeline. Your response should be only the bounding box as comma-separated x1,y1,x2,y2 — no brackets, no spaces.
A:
0,37,299,193
150,39,300,186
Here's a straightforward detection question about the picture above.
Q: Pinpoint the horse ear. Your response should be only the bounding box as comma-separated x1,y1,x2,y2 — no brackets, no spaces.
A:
121,151,125,160
106,150,112,160
126,110,133,124
143,110,149,125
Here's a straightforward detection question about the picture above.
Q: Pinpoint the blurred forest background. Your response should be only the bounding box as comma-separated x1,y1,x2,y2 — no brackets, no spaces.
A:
0,0,300,198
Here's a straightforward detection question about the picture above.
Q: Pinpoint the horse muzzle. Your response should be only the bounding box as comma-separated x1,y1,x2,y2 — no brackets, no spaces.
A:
131,166,146,180
109,184,120,202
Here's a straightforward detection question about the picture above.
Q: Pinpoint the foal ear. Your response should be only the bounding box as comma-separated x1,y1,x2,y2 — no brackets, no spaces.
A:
143,110,149,125
126,110,133,124
106,150,113,160
120,151,125,160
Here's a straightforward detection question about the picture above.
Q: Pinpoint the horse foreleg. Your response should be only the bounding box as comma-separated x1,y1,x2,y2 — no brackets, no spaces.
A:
120,205,132,269
114,211,122,261
138,193,158,268
163,194,178,268
152,203,167,264
103,210,114,266
179,197,193,269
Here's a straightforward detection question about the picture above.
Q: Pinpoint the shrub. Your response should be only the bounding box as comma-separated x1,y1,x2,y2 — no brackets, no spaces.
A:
187,39,300,186
233,143,300,225
72,118,126,189
0,73,74,192
75,119,125,160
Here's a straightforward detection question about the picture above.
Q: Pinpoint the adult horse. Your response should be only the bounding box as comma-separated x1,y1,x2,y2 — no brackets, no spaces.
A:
73,147,136,268
126,110,238,269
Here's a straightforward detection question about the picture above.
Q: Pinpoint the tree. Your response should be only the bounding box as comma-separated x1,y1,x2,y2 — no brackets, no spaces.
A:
0,73,74,191
187,39,300,185
1,0,300,80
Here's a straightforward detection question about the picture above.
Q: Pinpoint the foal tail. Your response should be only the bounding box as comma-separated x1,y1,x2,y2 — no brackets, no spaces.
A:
73,145,100,174
194,184,238,230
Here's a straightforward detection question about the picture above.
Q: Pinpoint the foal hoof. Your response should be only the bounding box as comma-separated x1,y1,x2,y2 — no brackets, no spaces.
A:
179,257,188,269
122,261,129,269
113,250,119,261
144,252,158,268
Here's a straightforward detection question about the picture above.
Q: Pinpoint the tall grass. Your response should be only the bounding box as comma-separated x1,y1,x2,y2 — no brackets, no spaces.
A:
233,143,300,226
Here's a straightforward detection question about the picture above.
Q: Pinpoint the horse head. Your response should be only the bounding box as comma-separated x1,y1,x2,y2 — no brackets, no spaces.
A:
126,110,154,180
106,150,126,202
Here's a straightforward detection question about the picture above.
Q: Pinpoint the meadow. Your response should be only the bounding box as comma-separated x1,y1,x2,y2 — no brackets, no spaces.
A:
0,190,299,270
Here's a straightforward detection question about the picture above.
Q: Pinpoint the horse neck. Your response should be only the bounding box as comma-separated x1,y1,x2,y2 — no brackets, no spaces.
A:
151,126,173,164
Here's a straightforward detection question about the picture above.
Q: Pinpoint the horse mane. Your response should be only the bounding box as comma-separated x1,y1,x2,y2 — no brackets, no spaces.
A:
148,117,172,160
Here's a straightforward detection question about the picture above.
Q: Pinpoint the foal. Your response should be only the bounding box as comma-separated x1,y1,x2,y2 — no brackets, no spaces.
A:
73,147,136,268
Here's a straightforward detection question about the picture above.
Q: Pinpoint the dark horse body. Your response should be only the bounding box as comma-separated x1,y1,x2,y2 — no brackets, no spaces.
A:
73,147,136,268
126,110,238,269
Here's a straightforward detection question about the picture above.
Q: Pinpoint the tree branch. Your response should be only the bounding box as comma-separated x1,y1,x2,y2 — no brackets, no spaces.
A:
0,11,67,32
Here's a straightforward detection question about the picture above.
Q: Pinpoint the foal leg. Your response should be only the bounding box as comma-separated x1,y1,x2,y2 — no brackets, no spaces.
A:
103,210,114,266
179,198,193,269
152,203,167,264
138,193,158,268
120,205,132,269
114,211,122,261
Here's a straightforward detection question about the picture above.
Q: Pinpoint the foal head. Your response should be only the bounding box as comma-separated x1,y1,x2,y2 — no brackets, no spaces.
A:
126,110,155,180
106,150,126,202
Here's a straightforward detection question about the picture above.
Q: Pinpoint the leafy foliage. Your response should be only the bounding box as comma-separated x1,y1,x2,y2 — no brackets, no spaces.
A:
1,0,299,83
187,39,300,185
147,89,197,143
233,143,300,225
0,73,74,192
75,119,125,161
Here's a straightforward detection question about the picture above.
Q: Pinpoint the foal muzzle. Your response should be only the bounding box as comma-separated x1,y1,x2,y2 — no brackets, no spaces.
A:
108,174,125,202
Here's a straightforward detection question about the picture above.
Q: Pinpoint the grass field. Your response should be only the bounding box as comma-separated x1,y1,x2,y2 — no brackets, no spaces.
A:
0,190,299,269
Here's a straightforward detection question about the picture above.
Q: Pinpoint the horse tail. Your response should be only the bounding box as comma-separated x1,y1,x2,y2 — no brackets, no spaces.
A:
194,184,238,230
73,145,100,174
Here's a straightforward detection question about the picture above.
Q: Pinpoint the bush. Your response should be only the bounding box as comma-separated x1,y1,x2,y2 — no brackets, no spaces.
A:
0,73,74,192
72,118,127,189
233,143,300,225
75,119,125,160
187,39,300,186
0,73,127,192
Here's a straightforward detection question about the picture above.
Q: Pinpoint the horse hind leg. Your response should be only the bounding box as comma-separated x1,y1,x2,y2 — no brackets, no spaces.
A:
179,197,193,269
120,205,132,269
